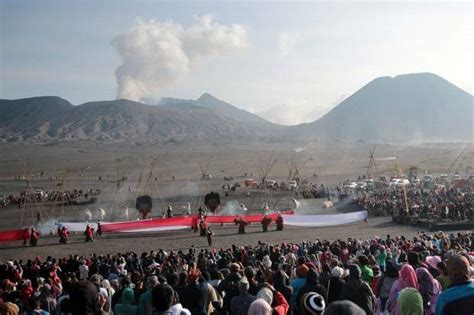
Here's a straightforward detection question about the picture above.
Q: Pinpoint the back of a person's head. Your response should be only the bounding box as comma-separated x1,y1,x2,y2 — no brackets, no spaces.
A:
323,300,366,315
447,254,470,285
357,255,369,266
238,279,249,294
151,284,174,311
69,281,98,315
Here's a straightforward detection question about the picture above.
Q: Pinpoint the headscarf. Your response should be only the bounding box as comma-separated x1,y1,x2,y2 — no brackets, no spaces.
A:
398,287,423,315
399,264,418,290
416,267,436,296
248,298,272,315
331,267,344,278
257,287,273,306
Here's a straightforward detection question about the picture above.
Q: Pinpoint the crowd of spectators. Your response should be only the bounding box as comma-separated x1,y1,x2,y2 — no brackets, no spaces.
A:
0,189,100,208
1,230,473,315
354,186,472,224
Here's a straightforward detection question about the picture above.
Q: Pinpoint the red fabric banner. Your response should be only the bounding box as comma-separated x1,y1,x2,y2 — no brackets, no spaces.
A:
0,229,25,243
101,210,294,233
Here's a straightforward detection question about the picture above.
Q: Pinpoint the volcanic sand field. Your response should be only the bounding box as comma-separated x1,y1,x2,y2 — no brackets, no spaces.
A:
0,141,472,260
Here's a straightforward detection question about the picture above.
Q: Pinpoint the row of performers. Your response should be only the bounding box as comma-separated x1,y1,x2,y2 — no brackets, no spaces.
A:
21,223,102,246
192,214,284,236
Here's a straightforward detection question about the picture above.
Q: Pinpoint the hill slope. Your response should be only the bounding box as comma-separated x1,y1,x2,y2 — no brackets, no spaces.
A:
298,73,473,143
0,96,278,145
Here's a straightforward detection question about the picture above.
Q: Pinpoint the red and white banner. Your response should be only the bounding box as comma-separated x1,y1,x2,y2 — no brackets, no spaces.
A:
0,210,368,242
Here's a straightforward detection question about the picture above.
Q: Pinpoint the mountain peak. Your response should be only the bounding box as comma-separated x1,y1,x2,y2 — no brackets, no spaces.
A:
197,92,219,102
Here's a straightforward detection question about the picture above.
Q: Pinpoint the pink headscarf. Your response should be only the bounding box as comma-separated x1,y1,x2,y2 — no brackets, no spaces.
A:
248,298,272,315
399,264,418,290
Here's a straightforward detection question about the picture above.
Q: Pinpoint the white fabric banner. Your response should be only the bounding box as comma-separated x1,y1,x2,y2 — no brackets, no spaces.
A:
282,211,367,227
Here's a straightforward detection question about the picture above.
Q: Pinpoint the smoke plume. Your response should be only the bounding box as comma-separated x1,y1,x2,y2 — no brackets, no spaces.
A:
113,15,248,102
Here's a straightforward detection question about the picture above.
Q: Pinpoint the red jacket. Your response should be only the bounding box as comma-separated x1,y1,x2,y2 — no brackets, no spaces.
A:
273,291,289,315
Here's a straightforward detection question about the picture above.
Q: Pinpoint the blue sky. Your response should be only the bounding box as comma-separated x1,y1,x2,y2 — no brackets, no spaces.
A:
1,0,472,125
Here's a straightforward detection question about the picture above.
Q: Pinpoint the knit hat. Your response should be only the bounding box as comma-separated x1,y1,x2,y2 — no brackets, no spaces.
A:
302,292,325,314
331,266,344,278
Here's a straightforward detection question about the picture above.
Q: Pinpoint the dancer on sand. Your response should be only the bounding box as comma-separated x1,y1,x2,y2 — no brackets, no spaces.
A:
207,227,214,246
29,228,39,246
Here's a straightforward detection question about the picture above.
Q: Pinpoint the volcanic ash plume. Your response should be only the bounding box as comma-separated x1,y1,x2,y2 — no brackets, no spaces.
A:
113,15,248,102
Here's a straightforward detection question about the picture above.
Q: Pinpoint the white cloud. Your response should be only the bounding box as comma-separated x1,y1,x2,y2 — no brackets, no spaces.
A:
112,15,248,102
278,32,300,57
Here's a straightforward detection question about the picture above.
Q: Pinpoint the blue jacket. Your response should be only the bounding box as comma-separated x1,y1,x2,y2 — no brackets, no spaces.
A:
435,281,474,315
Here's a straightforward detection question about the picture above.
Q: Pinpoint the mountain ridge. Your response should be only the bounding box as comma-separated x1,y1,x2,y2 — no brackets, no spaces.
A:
0,72,472,145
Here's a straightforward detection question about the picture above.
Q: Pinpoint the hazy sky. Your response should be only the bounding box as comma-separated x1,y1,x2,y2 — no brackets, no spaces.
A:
1,1,472,125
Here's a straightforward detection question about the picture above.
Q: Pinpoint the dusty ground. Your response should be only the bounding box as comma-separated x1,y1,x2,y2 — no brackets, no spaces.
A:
0,141,472,260
0,217,423,261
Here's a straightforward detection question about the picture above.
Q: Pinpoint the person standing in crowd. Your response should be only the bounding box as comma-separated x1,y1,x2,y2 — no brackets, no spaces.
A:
114,287,138,315
327,266,345,304
376,260,399,312
230,279,257,315
340,264,375,315
416,267,442,315
435,255,474,315
398,287,424,315
387,264,419,315
151,284,191,315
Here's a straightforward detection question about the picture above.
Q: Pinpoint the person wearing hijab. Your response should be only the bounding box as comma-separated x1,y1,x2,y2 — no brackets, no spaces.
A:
248,298,272,315
249,284,289,315
340,264,374,315
387,264,419,315
376,260,399,312
398,287,423,315
435,255,474,315
416,267,442,315
114,288,138,315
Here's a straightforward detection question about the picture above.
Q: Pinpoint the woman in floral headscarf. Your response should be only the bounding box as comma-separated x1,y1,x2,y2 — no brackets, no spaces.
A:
387,264,419,315
416,267,442,315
